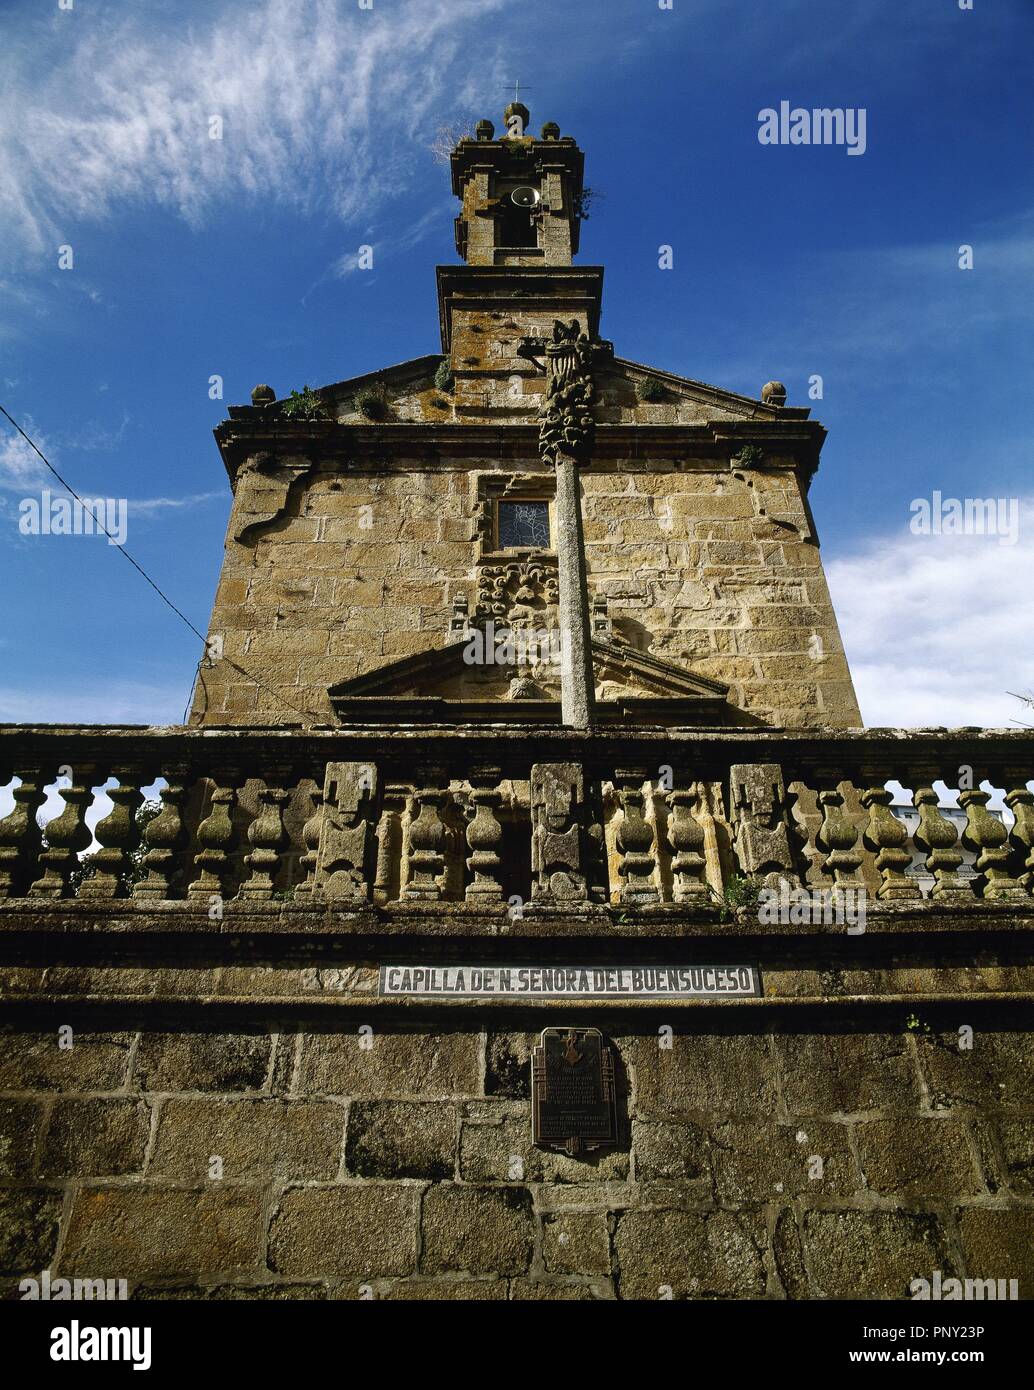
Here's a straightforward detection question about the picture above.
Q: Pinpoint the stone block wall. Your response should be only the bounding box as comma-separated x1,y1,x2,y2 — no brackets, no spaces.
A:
2,1021,1031,1300
196,456,860,729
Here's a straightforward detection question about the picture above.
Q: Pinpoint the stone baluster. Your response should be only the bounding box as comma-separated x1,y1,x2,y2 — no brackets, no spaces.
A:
0,775,46,899
373,786,408,905
465,765,504,903
960,788,1028,901
614,767,659,905
78,773,145,898
133,775,189,899
402,772,447,901
187,782,238,902
240,781,290,899
29,771,96,898
1004,786,1034,893
816,785,863,888
860,787,921,900
913,787,970,900
666,784,708,902
292,786,324,900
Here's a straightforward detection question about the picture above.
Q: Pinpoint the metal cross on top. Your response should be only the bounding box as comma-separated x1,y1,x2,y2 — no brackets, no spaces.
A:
504,79,531,103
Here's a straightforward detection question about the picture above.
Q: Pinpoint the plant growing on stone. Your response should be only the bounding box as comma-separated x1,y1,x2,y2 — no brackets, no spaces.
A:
353,382,390,420
636,376,665,403
711,872,763,922
280,386,330,422
734,444,765,468
572,186,603,221
433,358,455,392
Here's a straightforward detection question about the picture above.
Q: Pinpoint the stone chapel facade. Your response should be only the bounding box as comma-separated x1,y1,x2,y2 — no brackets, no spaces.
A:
1,107,1033,1302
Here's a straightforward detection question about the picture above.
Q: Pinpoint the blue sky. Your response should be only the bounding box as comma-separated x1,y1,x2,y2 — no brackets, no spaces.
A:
1,0,1032,728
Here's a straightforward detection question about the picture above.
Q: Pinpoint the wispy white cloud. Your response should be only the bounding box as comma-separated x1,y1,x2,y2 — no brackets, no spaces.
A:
330,199,453,279
0,0,507,256
0,679,186,726
129,492,224,517
828,500,1034,728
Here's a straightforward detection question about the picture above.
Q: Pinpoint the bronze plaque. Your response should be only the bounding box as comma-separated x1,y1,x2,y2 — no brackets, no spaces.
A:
531,1027,617,1157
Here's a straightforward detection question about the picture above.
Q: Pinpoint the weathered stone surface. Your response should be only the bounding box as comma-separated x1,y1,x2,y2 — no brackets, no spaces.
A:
994,1118,1034,1195
511,1277,613,1300
421,1185,534,1276
135,1282,326,1300
300,1030,479,1098
627,1033,777,1119
61,1187,263,1278
775,1032,919,1114
486,1032,532,1099
268,1185,418,1277
150,1099,343,1180
916,1031,1034,1111
543,1212,611,1275
614,1208,766,1300
802,1210,955,1299
40,1100,150,1179
956,1207,1034,1292
0,1101,43,1179
0,1030,133,1092
346,1101,455,1180
855,1117,980,1198
383,1278,507,1300
459,1100,627,1183
631,1119,711,1183
0,1188,63,1275
710,1120,854,1202
133,1032,271,1092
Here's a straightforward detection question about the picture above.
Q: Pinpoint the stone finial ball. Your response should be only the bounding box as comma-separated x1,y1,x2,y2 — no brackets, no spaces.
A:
761,381,787,406
475,119,495,141
251,384,276,405
541,121,561,140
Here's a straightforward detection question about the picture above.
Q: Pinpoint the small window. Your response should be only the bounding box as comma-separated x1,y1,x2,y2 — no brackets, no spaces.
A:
498,500,551,549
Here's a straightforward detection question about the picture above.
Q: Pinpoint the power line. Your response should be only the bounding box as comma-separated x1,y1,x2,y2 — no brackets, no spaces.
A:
1,403,325,727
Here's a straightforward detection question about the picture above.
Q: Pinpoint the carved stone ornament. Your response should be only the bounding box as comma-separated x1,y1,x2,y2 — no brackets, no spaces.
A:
475,560,559,630
531,762,588,902
313,761,378,902
729,762,795,884
538,319,612,466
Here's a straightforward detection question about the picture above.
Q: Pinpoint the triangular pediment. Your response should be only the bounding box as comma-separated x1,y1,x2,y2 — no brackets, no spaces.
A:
328,636,733,727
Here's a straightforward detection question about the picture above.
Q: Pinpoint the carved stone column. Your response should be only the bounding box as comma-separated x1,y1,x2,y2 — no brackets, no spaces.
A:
187,783,238,903
0,775,46,899
29,772,96,898
402,772,447,901
667,785,708,902
373,785,408,905
79,776,145,898
465,766,504,903
960,789,1028,901
240,782,290,899
614,767,659,905
816,786,863,888
1005,786,1034,893
133,774,189,900
293,786,324,900
913,787,969,900
860,787,921,901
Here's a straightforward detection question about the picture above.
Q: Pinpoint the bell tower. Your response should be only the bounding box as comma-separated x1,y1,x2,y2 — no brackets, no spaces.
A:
450,103,586,267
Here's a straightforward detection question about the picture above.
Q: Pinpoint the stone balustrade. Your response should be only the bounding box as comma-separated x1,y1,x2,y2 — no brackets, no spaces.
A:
0,725,1032,913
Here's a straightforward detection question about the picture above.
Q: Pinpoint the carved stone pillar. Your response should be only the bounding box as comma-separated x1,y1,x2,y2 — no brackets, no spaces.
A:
531,762,588,903
729,763,796,886
860,787,921,900
465,766,504,903
402,772,447,901
133,775,189,900
313,761,378,903
187,783,238,903
960,789,1028,901
913,787,969,900
240,782,290,899
816,786,863,888
667,785,708,902
78,776,145,898
0,775,46,899
1005,787,1034,893
29,772,96,898
614,768,659,905
373,786,408,905
292,786,324,900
